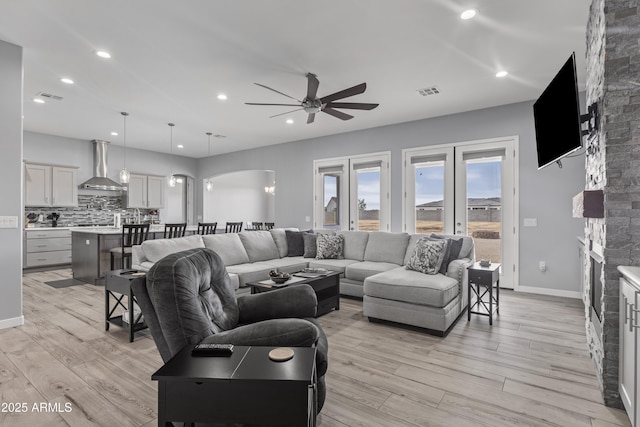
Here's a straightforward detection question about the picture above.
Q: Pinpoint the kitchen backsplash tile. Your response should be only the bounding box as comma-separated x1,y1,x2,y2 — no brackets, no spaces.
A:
25,195,158,227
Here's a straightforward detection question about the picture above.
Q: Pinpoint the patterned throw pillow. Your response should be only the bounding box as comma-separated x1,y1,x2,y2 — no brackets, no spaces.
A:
316,233,344,260
405,237,446,275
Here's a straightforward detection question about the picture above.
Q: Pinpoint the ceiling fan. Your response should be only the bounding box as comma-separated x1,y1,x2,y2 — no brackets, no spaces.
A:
245,73,379,124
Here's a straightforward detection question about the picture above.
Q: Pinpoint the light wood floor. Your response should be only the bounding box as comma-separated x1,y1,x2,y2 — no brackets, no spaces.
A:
0,268,631,427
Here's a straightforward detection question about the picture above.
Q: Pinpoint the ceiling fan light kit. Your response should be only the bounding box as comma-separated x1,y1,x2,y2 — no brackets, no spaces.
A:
246,72,379,124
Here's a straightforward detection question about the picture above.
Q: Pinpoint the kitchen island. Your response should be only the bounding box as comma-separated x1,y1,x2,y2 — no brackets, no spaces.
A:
71,225,198,284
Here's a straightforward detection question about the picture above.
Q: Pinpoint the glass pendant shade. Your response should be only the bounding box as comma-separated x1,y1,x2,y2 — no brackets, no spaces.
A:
120,111,130,184
168,175,177,187
205,180,213,192
119,168,130,184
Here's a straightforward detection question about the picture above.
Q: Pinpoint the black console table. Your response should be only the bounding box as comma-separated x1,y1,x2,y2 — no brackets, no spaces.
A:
105,269,147,342
152,345,317,426
467,262,501,325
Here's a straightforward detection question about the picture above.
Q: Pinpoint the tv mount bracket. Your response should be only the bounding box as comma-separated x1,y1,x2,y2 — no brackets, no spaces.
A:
580,102,599,137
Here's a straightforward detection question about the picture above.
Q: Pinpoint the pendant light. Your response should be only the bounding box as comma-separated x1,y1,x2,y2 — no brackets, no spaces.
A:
205,132,213,192
119,112,131,184
167,123,176,187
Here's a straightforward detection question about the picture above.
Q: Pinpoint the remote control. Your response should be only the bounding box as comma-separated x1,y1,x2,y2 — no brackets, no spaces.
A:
191,343,234,357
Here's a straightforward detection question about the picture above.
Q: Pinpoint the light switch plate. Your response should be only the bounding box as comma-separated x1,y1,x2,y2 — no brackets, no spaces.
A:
524,218,538,227
305,216,311,222
0,216,18,228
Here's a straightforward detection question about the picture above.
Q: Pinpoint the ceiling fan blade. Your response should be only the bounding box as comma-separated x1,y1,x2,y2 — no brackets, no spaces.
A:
269,108,303,119
320,82,367,103
306,73,319,100
254,83,301,102
245,103,300,106
325,102,379,110
307,113,315,124
322,107,354,121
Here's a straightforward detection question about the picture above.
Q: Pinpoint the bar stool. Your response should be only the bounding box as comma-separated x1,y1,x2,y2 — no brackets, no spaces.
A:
110,224,150,270
164,223,187,238
225,222,243,233
197,222,217,235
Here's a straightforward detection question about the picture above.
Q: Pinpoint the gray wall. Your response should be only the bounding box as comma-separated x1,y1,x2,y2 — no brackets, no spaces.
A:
197,100,586,294
24,132,199,224
24,131,198,185
0,40,24,326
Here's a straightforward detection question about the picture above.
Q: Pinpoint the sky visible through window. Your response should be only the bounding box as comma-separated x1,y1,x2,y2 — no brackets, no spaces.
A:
323,161,501,210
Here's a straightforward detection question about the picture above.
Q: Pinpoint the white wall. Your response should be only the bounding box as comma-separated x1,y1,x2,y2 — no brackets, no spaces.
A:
0,40,24,328
197,100,586,295
202,170,275,226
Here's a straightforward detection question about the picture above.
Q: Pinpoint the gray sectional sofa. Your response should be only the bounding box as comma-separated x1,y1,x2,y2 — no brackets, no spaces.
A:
131,228,474,334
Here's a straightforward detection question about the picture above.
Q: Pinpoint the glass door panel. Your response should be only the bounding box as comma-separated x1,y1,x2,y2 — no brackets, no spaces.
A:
414,162,445,234
349,153,390,231
455,141,515,288
404,146,454,234
465,158,502,263
323,174,341,228
353,168,381,231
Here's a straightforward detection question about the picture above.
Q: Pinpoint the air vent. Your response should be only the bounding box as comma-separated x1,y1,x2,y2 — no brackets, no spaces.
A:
417,87,440,96
37,92,63,101
213,134,226,138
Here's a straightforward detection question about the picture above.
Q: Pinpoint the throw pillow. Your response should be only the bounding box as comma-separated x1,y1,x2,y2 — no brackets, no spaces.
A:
303,233,317,258
285,230,305,257
316,233,344,260
405,237,446,275
430,234,464,273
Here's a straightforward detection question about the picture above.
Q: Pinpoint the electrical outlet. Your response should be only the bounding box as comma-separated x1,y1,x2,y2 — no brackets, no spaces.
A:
86,240,90,245
539,261,546,272
305,216,311,222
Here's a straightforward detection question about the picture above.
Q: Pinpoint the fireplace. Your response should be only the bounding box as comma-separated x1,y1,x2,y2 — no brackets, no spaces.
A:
589,244,603,335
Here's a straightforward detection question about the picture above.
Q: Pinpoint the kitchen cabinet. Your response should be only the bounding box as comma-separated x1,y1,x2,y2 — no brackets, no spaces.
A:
24,228,72,268
25,163,78,207
127,174,164,208
619,266,640,426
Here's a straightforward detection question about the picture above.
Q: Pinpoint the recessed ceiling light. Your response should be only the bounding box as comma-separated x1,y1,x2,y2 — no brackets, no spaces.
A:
33,98,45,104
111,131,118,136
60,77,74,85
496,70,508,78
286,119,294,124
217,94,228,100
96,50,111,59
460,9,478,20
177,144,184,149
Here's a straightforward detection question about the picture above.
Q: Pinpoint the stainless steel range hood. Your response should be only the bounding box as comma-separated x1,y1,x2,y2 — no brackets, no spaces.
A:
79,140,127,191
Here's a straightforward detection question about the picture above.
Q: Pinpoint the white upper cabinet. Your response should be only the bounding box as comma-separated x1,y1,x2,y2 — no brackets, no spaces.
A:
25,163,78,207
127,174,164,208
51,167,78,207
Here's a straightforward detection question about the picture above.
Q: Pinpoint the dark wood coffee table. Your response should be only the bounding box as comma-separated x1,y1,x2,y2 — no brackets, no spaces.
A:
152,345,317,426
248,271,340,317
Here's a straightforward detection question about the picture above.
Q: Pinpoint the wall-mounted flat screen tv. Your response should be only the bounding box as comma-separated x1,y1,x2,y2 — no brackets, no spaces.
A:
533,52,583,169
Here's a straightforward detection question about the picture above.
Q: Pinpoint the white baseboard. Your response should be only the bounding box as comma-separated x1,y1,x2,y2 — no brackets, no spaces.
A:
0,315,24,330
516,286,582,299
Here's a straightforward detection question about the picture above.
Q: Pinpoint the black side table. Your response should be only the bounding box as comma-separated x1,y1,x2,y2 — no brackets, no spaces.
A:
467,262,501,325
152,346,317,426
105,269,147,342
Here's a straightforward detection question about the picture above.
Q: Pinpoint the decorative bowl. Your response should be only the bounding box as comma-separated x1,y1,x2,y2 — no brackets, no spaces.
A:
269,270,291,284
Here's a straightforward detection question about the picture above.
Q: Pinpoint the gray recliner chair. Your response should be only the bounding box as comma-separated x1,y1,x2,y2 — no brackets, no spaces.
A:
131,247,328,412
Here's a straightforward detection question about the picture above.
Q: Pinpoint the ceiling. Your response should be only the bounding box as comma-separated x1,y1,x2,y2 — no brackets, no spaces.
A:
0,0,590,158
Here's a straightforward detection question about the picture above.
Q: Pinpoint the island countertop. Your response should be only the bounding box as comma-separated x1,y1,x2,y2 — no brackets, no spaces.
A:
70,225,198,234
71,224,199,283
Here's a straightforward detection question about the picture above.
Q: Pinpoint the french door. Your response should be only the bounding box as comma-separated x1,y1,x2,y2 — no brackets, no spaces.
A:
404,137,517,288
314,152,390,231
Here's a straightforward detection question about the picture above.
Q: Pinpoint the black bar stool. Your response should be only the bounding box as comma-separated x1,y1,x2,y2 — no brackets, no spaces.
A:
110,223,150,270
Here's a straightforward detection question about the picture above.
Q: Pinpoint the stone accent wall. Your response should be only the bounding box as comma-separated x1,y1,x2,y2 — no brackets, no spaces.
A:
585,0,640,408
